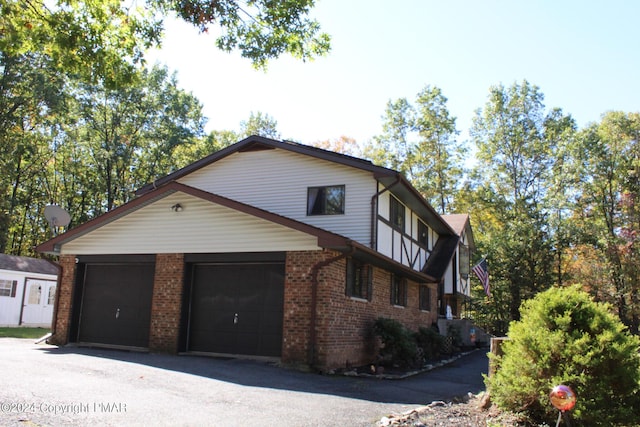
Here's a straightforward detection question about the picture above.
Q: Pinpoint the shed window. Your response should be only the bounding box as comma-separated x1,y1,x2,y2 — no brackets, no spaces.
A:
391,274,407,307
346,258,372,301
390,196,405,232
307,185,345,215
0,280,17,298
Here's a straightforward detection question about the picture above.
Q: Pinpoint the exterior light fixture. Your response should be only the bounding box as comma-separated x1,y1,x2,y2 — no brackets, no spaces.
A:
171,203,183,212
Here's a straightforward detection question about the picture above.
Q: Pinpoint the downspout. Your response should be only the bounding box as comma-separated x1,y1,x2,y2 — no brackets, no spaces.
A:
309,246,355,369
370,175,402,249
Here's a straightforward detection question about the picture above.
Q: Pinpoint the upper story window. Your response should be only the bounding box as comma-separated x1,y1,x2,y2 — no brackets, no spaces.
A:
0,279,17,298
418,219,429,247
307,185,345,215
390,196,405,232
346,258,372,301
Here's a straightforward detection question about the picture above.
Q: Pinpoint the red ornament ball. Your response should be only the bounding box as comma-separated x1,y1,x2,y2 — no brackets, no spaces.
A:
550,385,576,411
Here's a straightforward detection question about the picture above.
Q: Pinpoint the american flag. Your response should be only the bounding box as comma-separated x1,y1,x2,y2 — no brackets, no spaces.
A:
472,258,490,297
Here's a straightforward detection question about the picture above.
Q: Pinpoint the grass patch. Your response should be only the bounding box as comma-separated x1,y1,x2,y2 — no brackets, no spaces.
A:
0,327,51,339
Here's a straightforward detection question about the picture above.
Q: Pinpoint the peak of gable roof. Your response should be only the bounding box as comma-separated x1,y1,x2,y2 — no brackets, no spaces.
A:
132,135,456,236
442,214,469,235
0,253,58,275
36,182,352,255
136,135,396,197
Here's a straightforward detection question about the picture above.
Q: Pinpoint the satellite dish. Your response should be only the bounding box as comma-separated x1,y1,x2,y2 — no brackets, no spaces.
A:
44,205,71,229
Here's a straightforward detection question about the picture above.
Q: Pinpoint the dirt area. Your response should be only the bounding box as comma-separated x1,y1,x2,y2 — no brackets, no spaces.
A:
378,393,529,426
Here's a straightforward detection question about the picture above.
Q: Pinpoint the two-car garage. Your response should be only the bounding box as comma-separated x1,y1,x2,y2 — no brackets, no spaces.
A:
71,254,286,359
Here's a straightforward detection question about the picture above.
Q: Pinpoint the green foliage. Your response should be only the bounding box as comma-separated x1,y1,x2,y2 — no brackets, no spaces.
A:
372,317,417,367
486,285,640,425
362,85,465,214
59,64,205,212
1,0,161,87
240,111,281,139
153,0,331,69
0,52,66,253
568,112,640,333
373,319,455,366
467,80,575,328
414,326,444,360
1,0,329,85
0,62,205,254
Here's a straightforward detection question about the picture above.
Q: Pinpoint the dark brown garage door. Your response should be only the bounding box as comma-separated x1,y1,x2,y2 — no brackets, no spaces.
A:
188,262,284,357
77,263,155,349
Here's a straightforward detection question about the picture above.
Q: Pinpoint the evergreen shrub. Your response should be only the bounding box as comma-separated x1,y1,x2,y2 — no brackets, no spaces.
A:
372,317,417,367
486,285,640,425
414,326,444,360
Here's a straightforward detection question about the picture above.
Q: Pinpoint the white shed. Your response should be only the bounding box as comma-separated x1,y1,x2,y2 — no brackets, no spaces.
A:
0,254,59,327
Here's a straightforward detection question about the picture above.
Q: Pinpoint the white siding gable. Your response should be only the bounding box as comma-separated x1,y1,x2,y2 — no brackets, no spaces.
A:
177,149,375,245
61,193,320,255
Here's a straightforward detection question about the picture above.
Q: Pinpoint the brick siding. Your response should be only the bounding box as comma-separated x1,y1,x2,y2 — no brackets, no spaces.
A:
283,250,438,371
149,253,184,353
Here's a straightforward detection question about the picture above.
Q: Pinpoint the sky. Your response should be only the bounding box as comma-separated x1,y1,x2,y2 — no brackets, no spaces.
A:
146,0,640,145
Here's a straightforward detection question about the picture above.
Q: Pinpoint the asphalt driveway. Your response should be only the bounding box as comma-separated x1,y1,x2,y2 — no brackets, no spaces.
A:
0,338,488,426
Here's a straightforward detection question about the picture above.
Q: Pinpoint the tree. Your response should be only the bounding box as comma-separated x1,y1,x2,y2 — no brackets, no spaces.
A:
0,52,66,253
239,111,280,139
1,0,161,87
469,80,575,324
363,85,464,213
173,129,239,168
567,112,640,333
412,86,464,213
1,0,331,87
157,0,331,69
311,136,362,156
64,65,205,212
364,98,414,174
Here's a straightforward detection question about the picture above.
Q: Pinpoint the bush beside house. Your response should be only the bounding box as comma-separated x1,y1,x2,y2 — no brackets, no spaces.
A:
486,285,640,426
372,317,461,370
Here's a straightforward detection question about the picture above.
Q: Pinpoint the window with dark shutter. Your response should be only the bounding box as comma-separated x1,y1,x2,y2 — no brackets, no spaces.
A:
419,285,431,311
346,258,372,301
0,280,17,298
391,274,407,307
